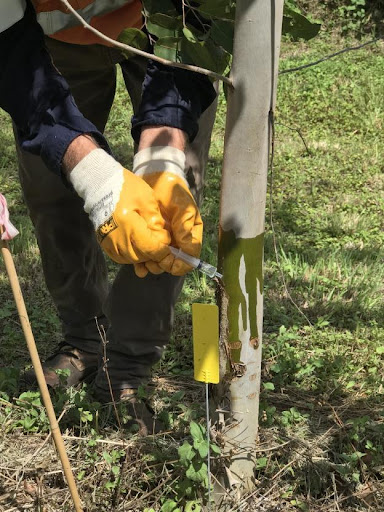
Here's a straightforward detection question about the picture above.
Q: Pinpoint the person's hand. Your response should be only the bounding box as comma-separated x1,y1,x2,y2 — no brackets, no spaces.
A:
68,148,171,269
0,193,19,240
133,146,203,277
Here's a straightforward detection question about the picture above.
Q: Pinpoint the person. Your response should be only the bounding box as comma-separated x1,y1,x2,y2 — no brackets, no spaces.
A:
0,0,217,409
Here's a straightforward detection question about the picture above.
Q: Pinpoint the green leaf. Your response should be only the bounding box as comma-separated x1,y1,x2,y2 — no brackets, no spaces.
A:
186,459,208,483
183,27,199,43
211,444,221,454
159,409,174,428
105,480,115,490
160,499,178,512
17,391,41,404
271,363,282,373
171,390,185,402
210,20,234,54
255,457,268,470
142,0,176,17
282,8,321,41
147,13,182,38
149,13,182,30
175,478,194,497
117,28,149,57
263,382,275,391
146,24,178,39
185,501,202,512
154,36,186,62
195,439,209,459
79,408,93,423
197,0,236,21
189,423,208,457
190,421,204,442
136,385,148,400
18,417,36,431
0,306,13,319
283,0,302,14
178,441,196,466
183,38,230,75
103,451,113,465
376,346,384,355
111,465,120,476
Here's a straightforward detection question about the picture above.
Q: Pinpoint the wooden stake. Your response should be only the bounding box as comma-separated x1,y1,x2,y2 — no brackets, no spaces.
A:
0,235,83,512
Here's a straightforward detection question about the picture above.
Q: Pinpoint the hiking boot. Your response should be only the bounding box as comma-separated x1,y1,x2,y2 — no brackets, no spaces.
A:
120,389,161,436
21,344,98,389
94,386,163,435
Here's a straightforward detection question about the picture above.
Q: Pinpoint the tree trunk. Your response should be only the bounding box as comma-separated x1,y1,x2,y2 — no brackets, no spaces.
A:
214,0,284,499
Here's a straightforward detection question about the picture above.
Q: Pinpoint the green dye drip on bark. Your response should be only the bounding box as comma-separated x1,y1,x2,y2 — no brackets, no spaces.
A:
219,230,264,363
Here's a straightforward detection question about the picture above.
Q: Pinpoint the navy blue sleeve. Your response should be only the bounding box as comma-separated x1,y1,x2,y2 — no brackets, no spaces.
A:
131,60,217,144
0,1,109,176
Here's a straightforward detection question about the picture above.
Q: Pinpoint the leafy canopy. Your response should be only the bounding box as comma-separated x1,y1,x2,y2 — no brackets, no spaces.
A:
118,1,321,75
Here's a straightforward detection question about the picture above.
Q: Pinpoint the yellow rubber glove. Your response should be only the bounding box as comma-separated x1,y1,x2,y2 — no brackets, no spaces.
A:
133,146,203,277
69,149,171,267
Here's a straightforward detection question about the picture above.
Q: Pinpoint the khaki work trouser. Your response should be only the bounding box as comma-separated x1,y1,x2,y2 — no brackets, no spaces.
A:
15,38,217,395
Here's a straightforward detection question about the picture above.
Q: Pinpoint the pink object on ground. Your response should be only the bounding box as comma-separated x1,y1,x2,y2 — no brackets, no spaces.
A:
0,193,19,240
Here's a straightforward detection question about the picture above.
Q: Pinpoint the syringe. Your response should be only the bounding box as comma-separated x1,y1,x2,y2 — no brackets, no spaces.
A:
169,247,223,280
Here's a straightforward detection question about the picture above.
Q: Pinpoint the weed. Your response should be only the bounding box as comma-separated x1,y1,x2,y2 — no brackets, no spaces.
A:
338,0,367,33
156,421,220,512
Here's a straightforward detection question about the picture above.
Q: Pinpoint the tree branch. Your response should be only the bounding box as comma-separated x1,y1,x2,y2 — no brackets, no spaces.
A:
58,0,232,85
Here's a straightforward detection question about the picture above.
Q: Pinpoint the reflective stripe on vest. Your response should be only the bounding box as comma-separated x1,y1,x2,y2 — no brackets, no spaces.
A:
0,0,26,33
36,0,133,35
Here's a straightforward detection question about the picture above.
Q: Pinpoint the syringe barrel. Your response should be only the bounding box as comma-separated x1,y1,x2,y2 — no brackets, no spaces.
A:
169,246,200,269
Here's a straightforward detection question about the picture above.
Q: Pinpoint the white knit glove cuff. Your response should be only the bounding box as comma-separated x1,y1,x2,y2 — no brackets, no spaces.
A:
69,149,124,229
133,146,188,186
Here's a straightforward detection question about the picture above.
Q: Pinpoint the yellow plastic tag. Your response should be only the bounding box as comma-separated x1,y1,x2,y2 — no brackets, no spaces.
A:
192,303,220,384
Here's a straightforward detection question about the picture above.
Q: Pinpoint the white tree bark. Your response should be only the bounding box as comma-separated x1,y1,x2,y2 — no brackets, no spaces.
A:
216,0,284,498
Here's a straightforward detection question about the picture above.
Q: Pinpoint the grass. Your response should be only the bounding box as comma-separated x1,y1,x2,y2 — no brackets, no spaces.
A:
0,32,384,511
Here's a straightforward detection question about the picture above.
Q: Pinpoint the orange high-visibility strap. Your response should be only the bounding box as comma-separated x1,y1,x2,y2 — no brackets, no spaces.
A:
32,0,143,46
